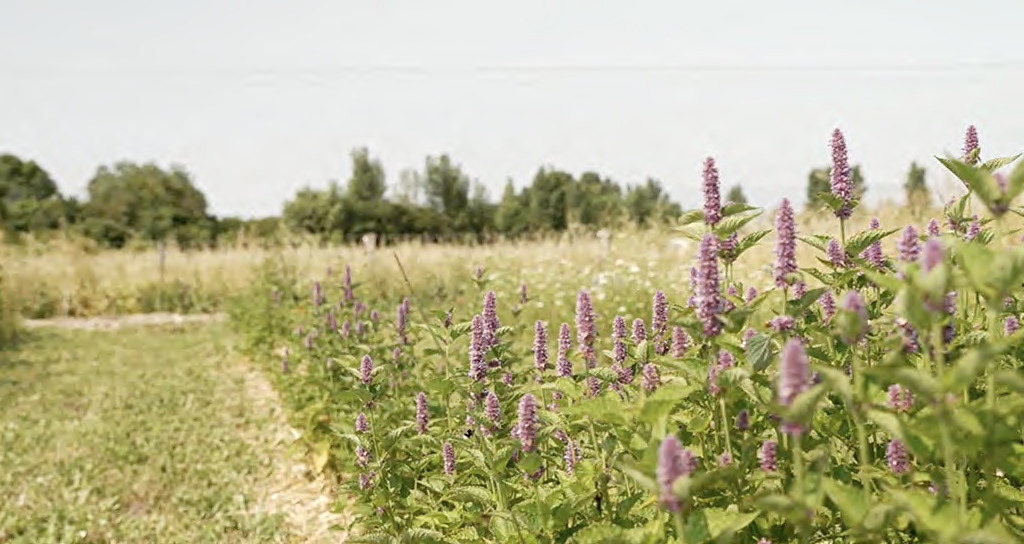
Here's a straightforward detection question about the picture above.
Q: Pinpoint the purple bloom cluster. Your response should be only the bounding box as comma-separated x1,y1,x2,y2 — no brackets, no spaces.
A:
656,434,698,511
517,394,538,452
632,318,647,344
861,218,885,268
483,291,500,348
519,283,528,304
1006,315,1019,336
612,315,628,364
963,125,980,164
897,226,920,262
695,234,723,336
469,315,487,381
769,315,795,332
926,218,941,238
887,438,909,474
485,391,500,423
360,354,373,384
556,323,573,377
778,338,809,406
736,409,750,431
830,128,853,219
887,384,914,412
745,286,758,303
576,291,597,367
773,199,797,288
531,321,549,374
759,440,778,472
921,238,944,272
671,326,689,358
819,290,836,322
397,298,410,344
708,349,735,396
642,363,660,392
443,442,455,475
827,238,847,267
702,157,722,227
343,265,354,301
356,412,369,433
416,392,429,434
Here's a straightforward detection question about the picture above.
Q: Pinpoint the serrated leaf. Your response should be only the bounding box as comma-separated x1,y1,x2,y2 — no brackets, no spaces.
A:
845,228,899,256
824,478,868,526
677,209,705,226
450,486,495,508
721,202,760,217
714,211,763,237
980,153,1021,172
798,234,831,252
745,333,776,372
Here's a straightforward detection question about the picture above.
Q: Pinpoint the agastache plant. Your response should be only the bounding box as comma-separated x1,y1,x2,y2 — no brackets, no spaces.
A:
830,128,853,221
695,233,723,336
575,290,597,367
702,157,722,227
556,323,573,377
773,198,797,288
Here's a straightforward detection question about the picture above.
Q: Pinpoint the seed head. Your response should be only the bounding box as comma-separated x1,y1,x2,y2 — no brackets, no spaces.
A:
1005,316,1019,336
483,291,499,347
736,409,750,431
745,286,758,304
920,237,944,272
819,290,836,321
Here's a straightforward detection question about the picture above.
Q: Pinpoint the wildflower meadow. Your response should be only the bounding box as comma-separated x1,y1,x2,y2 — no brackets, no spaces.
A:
229,126,1024,543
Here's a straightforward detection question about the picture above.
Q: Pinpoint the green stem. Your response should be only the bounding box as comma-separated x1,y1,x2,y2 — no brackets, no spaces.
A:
840,217,847,246
850,350,872,499
930,325,964,524
719,397,733,455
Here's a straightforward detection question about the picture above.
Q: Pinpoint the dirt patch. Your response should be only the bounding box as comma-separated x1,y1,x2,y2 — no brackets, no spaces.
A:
24,313,226,330
232,361,351,542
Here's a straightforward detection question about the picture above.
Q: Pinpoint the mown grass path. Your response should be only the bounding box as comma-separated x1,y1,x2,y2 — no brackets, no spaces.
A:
0,321,343,543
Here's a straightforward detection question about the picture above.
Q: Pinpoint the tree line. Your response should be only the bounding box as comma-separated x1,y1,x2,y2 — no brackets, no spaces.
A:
0,148,934,249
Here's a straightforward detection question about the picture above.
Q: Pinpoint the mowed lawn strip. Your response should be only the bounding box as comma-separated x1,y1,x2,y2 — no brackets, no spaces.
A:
0,322,293,543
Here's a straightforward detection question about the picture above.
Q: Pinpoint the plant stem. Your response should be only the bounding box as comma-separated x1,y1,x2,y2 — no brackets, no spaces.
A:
840,217,847,246
850,350,872,499
719,397,732,455
930,325,964,524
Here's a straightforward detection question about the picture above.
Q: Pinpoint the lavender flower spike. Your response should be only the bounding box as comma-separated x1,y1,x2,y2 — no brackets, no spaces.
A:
926,218,941,238
360,355,373,384
415,392,428,434
778,337,809,406
695,233,723,337
468,315,487,381
642,363,660,392
759,440,778,472
443,442,455,475
652,290,668,338
897,226,920,262
517,394,538,452
576,290,597,367
556,322,573,377
483,291,499,347
827,238,847,267
887,438,909,474
632,318,646,344
533,320,549,373
485,391,500,422
656,434,698,511
920,237,944,272
1006,315,1020,336
830,128,853,219
671,326,689,358
773,198,797,288
963,125,980,164
702,157,722,227
612,315,628,364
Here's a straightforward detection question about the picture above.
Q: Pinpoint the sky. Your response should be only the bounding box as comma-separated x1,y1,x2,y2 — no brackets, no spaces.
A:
2,1,1024,218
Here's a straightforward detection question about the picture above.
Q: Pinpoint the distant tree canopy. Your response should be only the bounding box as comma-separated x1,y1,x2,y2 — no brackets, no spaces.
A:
904,161,930,213
0,154,75,234
81,162,215,248
725,184,748,205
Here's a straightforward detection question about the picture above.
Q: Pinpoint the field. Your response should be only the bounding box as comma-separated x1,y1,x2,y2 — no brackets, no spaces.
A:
4,171,1024,542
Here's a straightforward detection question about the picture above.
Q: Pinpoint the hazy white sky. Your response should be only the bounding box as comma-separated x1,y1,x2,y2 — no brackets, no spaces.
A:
2,1,1024,218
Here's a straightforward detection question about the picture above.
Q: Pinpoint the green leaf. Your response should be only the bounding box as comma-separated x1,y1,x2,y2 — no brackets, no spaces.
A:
798,234,831,252
936,156,1006,214
845,228,899,256
449,486,495,508
683,507,759,543
619,464,659,494
721,202,760,217
677,209,705,226
823,478,868,526
714,211,763,237
745,333,776,372
980,153,1021,172
640,383,700,424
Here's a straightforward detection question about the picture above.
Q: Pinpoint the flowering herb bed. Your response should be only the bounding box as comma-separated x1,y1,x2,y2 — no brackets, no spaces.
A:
236,127,1024,543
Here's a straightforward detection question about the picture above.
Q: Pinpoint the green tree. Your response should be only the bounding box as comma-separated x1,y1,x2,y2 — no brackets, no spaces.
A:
904,162,930,212
423,155,470,230
527,168,573,231
346,148,387,202
495,180,529,235
0,153,71,234
625,178,677,226
725,184,748,205
82,162,213,247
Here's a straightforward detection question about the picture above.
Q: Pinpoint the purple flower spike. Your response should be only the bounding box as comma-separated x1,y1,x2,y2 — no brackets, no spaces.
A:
820,290,836,321
759,440,778,472
360,355,373,384
483,291,499,347
742,327,757,347
359,471,374,489
469,315,487,381
773,198,797,288
443,442,455,475
657,434,698,511
920,238,944,272
830,128,853,219
897,226,920,262
517,394,538,452
671,326,689,358
652,290,668,339
887,438,909,474
396,300,409,344
838,290,869,344
702,157,722,227
416,392,429,434
356,412,369,433
576,291,597,367
696,234,723,336
888,384,914,413
564,439,580,475
963,125,980,164
1006,316,1020,336
642,363,660,392
520,283,528,304
556,322,573,377
736,409,749,431
769,315,795,332
965,220,981,241
632,318,647,344
778,338,809,406
485,391,500,423
745,286,758,304
533,321,548,373
927,218,941,238
341,320,351,337
612,315,628,364
861,219,885,268
718,451,733,467
827,238,847,267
